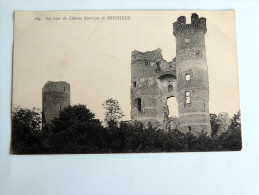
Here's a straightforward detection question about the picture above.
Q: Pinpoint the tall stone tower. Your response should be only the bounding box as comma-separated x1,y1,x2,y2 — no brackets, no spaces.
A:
42,81,70,128
173,13,211,135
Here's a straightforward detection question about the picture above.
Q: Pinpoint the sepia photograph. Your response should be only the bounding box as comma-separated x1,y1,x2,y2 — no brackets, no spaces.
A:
11,10,242,154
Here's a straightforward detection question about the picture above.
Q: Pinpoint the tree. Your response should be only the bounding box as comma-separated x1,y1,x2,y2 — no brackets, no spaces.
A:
218,110,242,151
11,106,42,154
102,98,125,128
210,113,219,137
230,110,241,130
46,104,107,154
50,104,97,132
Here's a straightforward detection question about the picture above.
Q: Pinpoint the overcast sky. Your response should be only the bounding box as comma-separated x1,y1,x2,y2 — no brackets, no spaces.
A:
12,10,240,122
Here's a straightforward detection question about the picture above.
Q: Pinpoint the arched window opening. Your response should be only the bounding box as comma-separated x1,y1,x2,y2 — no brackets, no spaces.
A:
168,84,173,92
136,98,141,112
156,61,161,72
189,126,191,132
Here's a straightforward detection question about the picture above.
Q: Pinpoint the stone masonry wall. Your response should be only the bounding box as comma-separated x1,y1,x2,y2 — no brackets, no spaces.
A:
131,49,177,129
173,13,211,135
42,81,70,128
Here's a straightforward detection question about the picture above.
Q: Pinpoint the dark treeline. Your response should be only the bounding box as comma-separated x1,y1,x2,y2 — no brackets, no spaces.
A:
11,105,242,154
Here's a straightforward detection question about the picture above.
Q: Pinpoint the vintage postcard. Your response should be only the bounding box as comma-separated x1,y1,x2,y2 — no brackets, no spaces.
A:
11,10,241,154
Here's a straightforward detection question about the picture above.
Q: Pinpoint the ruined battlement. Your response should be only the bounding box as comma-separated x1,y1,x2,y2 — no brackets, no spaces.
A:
43,81,70,93
173,13,207,36
131,48,176,79
131,48,163,62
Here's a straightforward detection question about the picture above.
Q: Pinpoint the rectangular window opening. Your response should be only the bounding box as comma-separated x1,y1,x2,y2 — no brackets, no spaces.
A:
144,61,149,66
185,74,191,81
133,82,137,87
185,39,190,43
185,91,191,104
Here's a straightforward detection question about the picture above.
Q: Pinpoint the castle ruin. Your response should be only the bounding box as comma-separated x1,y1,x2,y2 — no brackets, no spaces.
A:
130,13,211,135
42,81,70,128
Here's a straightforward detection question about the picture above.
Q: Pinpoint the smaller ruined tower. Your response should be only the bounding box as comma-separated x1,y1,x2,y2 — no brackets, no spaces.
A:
42,81,70,128
130,49,163,128
173,13,211,135
130,49,177,129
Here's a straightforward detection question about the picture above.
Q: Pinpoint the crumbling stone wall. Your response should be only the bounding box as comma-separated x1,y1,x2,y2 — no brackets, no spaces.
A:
42,81,70,128
130,49,177,129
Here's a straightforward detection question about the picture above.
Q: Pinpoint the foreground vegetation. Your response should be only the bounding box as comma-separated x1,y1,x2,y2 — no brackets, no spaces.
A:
11,105,242,154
